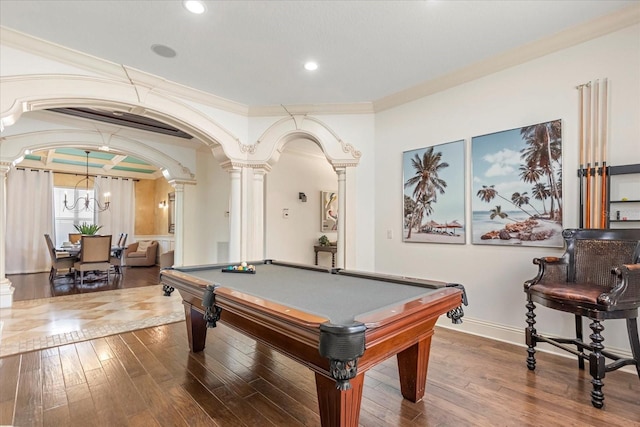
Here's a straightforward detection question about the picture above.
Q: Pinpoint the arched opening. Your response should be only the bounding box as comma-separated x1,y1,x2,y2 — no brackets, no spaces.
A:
264,137,338,266
0,78,238,302
254,116,360,269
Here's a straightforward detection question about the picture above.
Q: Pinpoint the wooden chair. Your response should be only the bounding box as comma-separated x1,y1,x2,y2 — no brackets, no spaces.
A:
74,235,112,285
44,234,76,280
524,228,640,408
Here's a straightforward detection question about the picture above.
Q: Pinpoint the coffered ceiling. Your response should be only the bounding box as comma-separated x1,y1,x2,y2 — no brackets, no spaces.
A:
19,148,162,180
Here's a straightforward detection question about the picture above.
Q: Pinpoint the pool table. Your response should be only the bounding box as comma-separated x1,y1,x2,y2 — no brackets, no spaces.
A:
160,260,467,427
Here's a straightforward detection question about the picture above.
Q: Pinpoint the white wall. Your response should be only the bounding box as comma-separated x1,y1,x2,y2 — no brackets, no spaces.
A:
374,24,640,353
182,148,230,265
265,139,339,265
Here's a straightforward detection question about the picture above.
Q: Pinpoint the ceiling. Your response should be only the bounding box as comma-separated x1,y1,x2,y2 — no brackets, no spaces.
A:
19,147,162,180
0,1,636,107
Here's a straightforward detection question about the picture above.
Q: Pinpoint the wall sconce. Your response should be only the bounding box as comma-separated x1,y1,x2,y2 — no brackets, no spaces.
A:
299,192,307,202
158,200,167,208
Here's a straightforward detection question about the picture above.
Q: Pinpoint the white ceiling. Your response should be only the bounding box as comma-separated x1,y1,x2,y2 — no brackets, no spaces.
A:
1,0,636,107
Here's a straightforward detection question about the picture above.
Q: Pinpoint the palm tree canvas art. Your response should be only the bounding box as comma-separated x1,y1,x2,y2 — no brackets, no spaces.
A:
471,119,563,247
403,140,465,244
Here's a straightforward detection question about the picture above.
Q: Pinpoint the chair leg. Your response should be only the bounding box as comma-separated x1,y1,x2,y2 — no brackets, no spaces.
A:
525,299,537,370
575,314,585,370
588,319,606,409
627,318,640,379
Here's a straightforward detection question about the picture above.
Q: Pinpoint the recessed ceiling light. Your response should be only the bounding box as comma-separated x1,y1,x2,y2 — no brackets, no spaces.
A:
304,61,318,71
151,44,177,58
184,1,206,14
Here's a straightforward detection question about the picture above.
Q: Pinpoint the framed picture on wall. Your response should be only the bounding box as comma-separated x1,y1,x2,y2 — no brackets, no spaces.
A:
321,191,338,232
471,119,563,247
402,139,466,244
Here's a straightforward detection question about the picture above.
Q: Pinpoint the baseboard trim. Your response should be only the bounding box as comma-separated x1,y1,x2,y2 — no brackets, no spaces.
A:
436,316,636,375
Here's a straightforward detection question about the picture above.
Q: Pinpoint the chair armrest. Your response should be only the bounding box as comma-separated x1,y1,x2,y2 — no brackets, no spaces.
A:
598,263,640,308
524,256,567,290
145,242,158,255
160,250,174,269
125,242,138,256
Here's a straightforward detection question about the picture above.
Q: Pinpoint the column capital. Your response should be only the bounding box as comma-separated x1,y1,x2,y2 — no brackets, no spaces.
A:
220,160,272,173
168,179,194,189
333,165,348,175
0,163,12,175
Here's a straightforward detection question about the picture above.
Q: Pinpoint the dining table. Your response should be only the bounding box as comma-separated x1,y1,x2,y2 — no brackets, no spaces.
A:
58,243,125,258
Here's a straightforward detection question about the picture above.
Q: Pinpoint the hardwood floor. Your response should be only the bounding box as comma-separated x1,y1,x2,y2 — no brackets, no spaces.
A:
9,265,161,302
2,269,638,426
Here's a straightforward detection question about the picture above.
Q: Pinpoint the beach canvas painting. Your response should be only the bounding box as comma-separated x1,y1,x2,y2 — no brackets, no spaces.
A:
321,191,338,232
471,120,563,247
403,140,465,244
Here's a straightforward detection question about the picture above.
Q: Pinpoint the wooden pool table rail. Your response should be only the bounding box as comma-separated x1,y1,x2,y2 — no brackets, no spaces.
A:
160,262,466,427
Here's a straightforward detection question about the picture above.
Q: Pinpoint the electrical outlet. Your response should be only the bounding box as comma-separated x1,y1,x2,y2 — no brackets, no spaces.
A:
282,208,289,218
387,229,393,239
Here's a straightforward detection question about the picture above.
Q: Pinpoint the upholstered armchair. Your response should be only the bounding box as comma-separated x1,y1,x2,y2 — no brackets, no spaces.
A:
125,240,159,267
524,228,640,408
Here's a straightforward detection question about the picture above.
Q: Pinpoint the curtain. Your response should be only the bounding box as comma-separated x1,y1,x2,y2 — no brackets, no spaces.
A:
6,169,54,274
96,176,135,245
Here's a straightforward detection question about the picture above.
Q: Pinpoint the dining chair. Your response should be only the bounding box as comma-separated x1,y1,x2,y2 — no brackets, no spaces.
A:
74,235,112,285
110,233,128,274
44,234,76,280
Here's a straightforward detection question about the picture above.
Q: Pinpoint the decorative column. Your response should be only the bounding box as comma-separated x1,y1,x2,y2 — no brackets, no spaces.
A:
0,164,15,308
171,181,185,267
336,167,347,269
228,168,242,262
250,167,268,260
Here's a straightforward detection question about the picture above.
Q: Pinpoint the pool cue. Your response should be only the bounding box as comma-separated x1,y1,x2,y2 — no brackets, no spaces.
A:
592,79,600,227
577,84,585,228
600,78,608,228
585,81,592,228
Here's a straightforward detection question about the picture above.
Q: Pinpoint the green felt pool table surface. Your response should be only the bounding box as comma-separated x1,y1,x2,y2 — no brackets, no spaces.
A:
172,261,451,325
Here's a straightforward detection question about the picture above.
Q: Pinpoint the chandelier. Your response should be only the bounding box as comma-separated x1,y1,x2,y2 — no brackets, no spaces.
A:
63,150,111,212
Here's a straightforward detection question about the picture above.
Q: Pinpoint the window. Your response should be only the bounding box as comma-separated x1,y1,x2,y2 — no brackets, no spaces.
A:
53,187,95,247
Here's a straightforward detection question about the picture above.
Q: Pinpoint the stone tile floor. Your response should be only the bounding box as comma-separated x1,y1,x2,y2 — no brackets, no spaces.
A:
0,285,184,358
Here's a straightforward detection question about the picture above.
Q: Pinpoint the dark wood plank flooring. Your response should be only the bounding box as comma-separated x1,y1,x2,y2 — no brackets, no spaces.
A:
2,269,639,426
2,324,638,426
9,265,161,301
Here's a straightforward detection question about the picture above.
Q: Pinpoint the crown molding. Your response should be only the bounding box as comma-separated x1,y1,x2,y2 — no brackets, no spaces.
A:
1,26,126,78
373,4,640,112
0,26,249,116
3,4,638,116
248,102,374,117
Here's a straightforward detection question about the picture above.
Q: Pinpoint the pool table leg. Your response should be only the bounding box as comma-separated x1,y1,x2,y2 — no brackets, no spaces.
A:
315,372,364,427
396,335,433,402
183,302,208,352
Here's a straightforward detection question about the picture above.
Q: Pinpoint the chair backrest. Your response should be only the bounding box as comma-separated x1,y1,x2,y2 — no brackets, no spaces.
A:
120,233,128,249
68,233,82,244
44,234,56,261
80,235,112,263
563,228,640,289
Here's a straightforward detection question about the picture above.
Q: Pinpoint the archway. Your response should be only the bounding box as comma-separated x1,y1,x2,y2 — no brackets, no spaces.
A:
0,74,243,307
250,115,361,269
